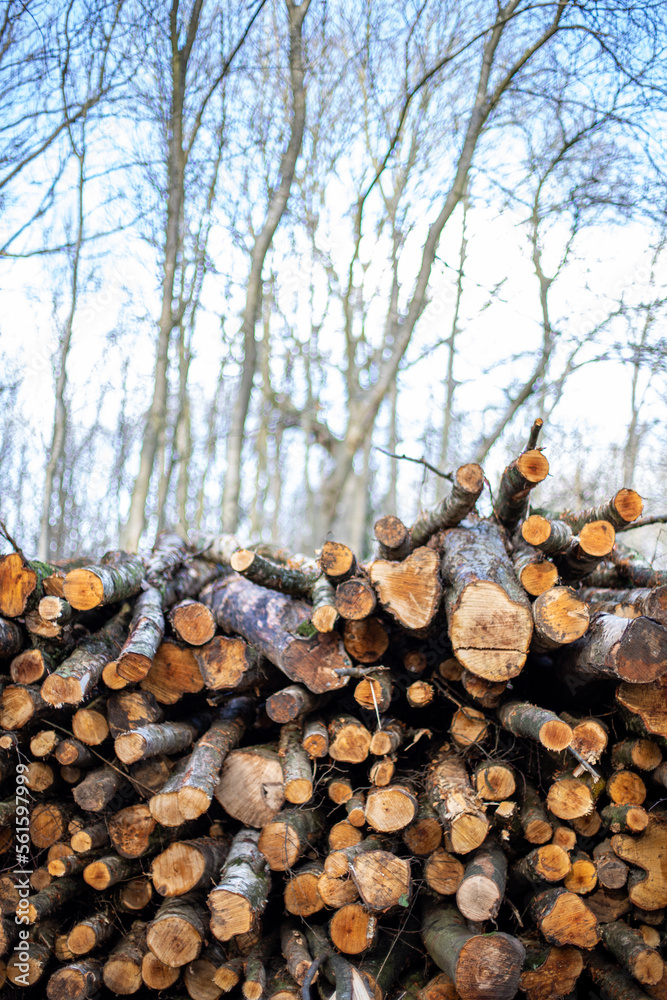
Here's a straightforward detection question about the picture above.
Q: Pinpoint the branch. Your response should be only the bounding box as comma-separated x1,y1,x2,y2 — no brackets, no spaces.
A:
376,446,454,481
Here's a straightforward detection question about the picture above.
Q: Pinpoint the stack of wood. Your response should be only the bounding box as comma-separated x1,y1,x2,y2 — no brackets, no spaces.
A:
1,420,667,1000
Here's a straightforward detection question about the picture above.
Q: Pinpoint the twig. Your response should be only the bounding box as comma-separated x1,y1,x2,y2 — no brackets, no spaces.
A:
376,446,454,481
302,954,328,1000
525,417,544,452
0,520,26,563
333,666,390,678
617,514,667,532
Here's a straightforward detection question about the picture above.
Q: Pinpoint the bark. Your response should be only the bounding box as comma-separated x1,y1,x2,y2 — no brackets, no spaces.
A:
493,449,549,531
27,877,79,923
421,902,525,1000
369,547,442,632
456,836,507,921
610,542,667,589
560,613,667,684
0,617,23,657
311,575,339,633
440,518,532,680
498,700,573,750
115,716,207,764
200,575,350,693
46,957,103,1000
519,944,583,1000
425,749,489,853
601,804,649,834
208,829,270,941
557,489,644,533
41,602,132,705
71,820,109,854
601,919,664,984
580,585,667,626
116,586,165,681
63,551,144,610
554,522,617,583
83,854,140,890
231,549,318,598
410,464,485,547
151,836,231,896
102,920,148,995
279,721,313,804
610,739,662,772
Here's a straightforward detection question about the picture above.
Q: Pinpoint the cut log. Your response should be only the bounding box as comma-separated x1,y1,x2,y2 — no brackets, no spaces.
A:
83,854,139,890
267,684,323,724
546,772,602,821
201,575,350,693
72,763,132,813
561,613,667,684
280,921,315,986
63,551,144,610
611,738,662,771
259,807,322,871
311,575,339,633
554,521,617,583
169,598,216,645
498,700,573,750
369,718,404,756
563,850,598,895
514,844,572,885
301,715,329,758
617,676,667,738
519,944,584,1000
194,634,261,692
450,706,488,748
369,547,442,632
0,553,58,617
319,541,357,583
594,839,629,890
410,464,485,546
328,714,372,763
140,638,204,703
10,648,54,684
46,958,103,1000
460,670,506,708
530,887,600,948
27,877,79,922
151,837,231,896
422,901,525,1000
146,891,208,967
284,861,325,917
349,850,410,912
560,712,609,764
208,829,270,941
440,518,532,680
116,876,154,913
493,449,549,531
601,919,664,985
522,514,574,555
335,578,377,620
585,950,656,1000
365,784,418,832
601,804,649,834
557,489,644,533
474,762,515,800
342,617,389,664
102,919,148,995
607,769,647,805
425,750,489,853
402,796,442,856
512,544,559,597
67,903,115,955
374,515,410,561
455,836,506,921
115,585,165,681
141,949,180,989
72,698,109,745
354,671,393,714
520,783,553,843
215,746,284,828
41,602,132,705
406,680,434,708
611,814,667,910
115,717,206,764
329,903,377,955
531,586,590,652
0,683,50,730
424,848,464,896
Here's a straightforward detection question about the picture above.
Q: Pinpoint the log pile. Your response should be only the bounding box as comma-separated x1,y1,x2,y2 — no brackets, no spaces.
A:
1,423,667,999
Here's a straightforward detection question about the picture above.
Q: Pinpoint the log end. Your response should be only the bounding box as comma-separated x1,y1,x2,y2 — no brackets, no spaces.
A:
41,674,83,706
539,719,573,751
449,813,490,855
450,581,532,681
516,449,549,484
63,568,104,610
614,488,644,523
522,514,551,546
579,521,616,557
456,933,525,1000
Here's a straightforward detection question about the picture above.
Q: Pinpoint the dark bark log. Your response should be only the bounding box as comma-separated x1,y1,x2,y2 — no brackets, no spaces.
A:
200,574,350,693
601,804,649,834
498,700,573,750
585,950,655,1000
46,957,103,1000
410,464,485,546
601,919,664,984
522,514,574,554
0,616,24,657
27,877,79,923
72,763,132,812
374,515,410,561
456,835,506,920
493,449,549,531
67,902,115,955
560,613,667,684
102,919,148,995
115,716,207,764
557,489,644,533
422,901,525,1000
267,684,325,724
231,548,317,597
520,782,553,844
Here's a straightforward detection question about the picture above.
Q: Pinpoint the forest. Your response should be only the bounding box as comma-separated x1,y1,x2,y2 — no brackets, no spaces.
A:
1,0,666,561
